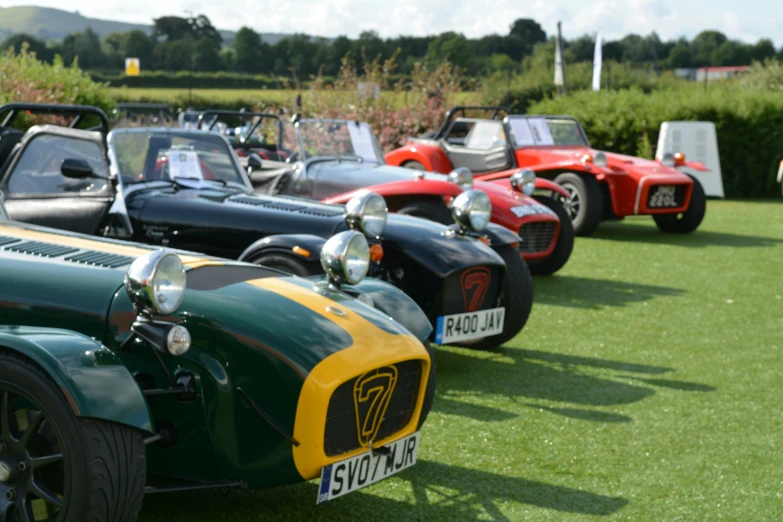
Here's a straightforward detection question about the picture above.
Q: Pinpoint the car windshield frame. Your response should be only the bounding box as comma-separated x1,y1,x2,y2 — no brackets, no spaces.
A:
294,118,386,164
504,115,591,148
107,127,253,192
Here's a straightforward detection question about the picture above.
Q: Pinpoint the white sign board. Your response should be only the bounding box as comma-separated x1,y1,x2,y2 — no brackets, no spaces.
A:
347,122,379,163
656,122,724,198
168,151,203,180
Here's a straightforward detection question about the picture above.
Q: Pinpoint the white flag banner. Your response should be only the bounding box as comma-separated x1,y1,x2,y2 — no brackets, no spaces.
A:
592,33,603,91
554,36,564,86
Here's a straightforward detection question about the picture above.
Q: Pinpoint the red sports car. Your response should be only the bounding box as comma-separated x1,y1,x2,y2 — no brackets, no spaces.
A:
386,106,709,236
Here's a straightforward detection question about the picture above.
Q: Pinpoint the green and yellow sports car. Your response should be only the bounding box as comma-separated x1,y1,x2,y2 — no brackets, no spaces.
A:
0,192,434,521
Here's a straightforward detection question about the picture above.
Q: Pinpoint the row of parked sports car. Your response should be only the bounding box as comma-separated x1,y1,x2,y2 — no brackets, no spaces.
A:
0,102,708,521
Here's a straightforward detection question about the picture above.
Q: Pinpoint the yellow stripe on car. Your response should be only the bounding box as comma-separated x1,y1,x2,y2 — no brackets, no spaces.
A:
245,277,431,480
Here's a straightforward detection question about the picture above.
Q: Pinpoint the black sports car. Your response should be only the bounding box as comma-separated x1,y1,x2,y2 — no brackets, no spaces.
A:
0,103,533,349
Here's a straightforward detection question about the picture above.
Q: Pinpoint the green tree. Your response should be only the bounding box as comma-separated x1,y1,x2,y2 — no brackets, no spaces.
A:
751,39,776,62
692,30,727,65
427,32,474,70
61,27,106,68
1,33,56,63
193,36,222,71
508,19,546,60
233,27,263,73
124,30,155,70
152,39,193,71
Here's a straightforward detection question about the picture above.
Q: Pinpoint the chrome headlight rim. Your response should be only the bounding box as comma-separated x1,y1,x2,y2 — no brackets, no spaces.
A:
451,189,492,232
660,152,676,168
320,230,371,286
448,167,473,189
510,169,536,196
125,249,187,317
345,190,388,238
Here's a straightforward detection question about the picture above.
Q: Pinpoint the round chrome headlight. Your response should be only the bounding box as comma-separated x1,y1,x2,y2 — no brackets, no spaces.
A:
510,169,536,196
166,325,192,356
345,190,388,238
320,231,371,286
593,151,608,167
451,189,492,232
660,152,676,167
448,167,473,189
125,250,187,316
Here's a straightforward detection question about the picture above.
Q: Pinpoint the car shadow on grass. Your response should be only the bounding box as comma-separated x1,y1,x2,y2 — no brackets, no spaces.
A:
533,275,685,309
139,460,627,522
434,347,713,425
590,221,782,248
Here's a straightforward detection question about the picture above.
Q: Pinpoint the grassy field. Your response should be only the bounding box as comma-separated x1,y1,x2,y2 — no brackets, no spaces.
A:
109,87,478,107
139,200,783,521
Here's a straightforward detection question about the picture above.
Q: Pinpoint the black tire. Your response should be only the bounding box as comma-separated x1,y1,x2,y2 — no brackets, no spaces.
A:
247,252,321,277
0,352,146,522
402,161,426,171
528,196,575,276
396,199,453,225
553,172,603,236
457,244,533,350
416,342,436,430
653,178,707,234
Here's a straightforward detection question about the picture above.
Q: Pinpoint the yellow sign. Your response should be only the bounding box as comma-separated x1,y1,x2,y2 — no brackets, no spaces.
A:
125,58,140,76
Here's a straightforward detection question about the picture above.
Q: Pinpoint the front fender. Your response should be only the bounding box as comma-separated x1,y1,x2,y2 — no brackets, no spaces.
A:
238,234,327,264
342,278,433,342
484,222,523,247
535,178,569,198
322,179,462,205
0,327,153,434
479,162,608,182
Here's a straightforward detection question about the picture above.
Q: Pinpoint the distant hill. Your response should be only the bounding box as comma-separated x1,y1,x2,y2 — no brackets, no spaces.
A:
0,5,293,45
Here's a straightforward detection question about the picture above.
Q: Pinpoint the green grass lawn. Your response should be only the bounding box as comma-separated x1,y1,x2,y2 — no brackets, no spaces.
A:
139,200,783,521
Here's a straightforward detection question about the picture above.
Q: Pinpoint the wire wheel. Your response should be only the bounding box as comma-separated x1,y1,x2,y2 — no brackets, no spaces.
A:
0,385,68,522
558,182,581,221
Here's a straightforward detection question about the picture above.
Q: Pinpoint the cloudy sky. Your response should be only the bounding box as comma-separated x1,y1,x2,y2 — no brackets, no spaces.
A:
1,0,781,46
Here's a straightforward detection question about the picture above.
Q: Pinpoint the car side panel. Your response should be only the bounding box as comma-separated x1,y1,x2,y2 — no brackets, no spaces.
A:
385,143,453,173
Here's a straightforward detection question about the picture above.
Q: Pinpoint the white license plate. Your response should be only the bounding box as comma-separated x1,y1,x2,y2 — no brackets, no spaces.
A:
434,307,505,344
317,432,420,504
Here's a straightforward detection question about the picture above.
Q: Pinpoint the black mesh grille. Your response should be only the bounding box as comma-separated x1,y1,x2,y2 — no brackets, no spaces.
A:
64,251,134,268
324,360,422,457
5,241,78,258
518,222,558,254
0,236,21,247
186,265,279,290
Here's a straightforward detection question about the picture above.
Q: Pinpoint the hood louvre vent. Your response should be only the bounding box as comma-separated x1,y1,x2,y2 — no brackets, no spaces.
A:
230,195,344,217
64,251,135,268
0,236,21,247
5,241,79,258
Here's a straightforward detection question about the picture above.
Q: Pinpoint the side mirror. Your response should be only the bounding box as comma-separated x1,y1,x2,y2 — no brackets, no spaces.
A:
61,158,94,179
247,153,263,172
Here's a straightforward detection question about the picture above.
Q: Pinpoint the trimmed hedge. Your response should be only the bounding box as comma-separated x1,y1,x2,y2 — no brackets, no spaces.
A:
528,87,783,198
91,71,289,90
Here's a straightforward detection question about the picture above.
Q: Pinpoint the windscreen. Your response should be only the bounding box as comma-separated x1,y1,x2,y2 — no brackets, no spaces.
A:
507,117,588,147
110,131,246,185
295,120,383,163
